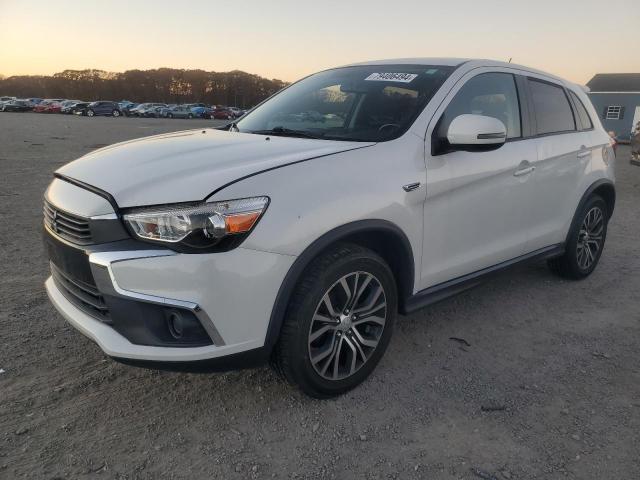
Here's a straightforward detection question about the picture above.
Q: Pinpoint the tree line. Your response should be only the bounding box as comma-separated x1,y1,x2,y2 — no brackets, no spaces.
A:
0,68,289,108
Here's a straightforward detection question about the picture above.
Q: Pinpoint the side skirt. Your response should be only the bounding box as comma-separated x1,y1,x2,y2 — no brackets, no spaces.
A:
402,244,564,314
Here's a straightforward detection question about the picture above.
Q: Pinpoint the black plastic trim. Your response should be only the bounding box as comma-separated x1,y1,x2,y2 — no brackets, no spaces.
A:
111,347,269,373
54,173,121,213
403,244,565,314
573,179,616,223
263,219,414,353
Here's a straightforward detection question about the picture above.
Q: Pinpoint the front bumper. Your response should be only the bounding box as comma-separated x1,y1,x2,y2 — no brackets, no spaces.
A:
46,240,295,366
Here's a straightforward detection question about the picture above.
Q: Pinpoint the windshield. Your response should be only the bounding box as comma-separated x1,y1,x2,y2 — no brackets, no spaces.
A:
236,64,454,142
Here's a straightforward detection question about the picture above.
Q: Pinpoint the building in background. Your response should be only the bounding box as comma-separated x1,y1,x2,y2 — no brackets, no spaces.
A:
587,73,640,142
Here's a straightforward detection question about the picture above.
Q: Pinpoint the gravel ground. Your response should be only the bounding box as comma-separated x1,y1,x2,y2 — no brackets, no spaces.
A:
1,113,639,480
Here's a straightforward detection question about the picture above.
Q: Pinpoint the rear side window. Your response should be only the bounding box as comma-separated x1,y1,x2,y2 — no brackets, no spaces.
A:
568,90,593,130
528,79,575,135
439,72,522,139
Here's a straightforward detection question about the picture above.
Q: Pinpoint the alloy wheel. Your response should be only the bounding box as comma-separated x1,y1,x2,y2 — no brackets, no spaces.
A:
576,206,604,269
308,271,387,381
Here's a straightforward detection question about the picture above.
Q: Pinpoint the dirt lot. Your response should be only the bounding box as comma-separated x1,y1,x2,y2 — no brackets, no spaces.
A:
0,113,639,479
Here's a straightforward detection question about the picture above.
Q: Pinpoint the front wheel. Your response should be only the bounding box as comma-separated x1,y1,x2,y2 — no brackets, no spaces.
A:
548,195,609,279
86,109,95,117
112,110,120,117
273,243,397,398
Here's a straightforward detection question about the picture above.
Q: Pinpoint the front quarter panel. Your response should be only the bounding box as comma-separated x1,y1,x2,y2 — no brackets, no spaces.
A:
208,135,427,293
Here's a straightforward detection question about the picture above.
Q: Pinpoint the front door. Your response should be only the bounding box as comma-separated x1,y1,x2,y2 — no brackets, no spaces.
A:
421,71,536,289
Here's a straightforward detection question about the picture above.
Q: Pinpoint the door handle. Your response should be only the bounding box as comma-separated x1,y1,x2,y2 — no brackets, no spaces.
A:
513,166,535,177
402,182,421,192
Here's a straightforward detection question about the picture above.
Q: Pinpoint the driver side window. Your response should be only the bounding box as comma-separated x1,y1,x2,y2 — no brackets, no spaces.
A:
439,73,522,139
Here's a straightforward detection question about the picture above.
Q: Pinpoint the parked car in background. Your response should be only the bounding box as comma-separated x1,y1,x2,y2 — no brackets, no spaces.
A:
631,122,640,165
45,101,64,114
184,103,212,119
213,107,234,120
143,105,171,118
132,103,166,117
69,102,90,115
0,96,16,106
84,101,122,117
125,103,150,117
26,98,43,105
121,103,139,116
59,100,84,114
608,131,618,155
140,104,168,117
228,107,245,118
118,100,135,110
164,105,196,119
33,99,65,113
1,99,33,112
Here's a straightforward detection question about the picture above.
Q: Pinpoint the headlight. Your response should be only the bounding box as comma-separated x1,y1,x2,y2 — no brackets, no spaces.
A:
123,197,269,251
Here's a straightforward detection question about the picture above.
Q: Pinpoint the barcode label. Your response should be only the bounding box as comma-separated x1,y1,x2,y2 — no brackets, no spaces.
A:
364,72,418,83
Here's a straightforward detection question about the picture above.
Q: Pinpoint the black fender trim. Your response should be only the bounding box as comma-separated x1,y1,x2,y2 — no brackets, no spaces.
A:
263,219,415,353
574,179,616,222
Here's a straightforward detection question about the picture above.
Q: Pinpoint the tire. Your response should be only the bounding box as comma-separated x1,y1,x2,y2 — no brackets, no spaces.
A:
188,113,193,119
272,243,397,398
113,110,120,117
548,195,608,279
87,109,95,117
168,113,173,119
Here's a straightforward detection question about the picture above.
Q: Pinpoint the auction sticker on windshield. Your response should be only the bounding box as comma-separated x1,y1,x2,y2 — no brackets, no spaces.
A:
364,72,418,83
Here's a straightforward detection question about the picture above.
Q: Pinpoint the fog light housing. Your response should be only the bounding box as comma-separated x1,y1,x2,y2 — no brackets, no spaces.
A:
167,311,184,339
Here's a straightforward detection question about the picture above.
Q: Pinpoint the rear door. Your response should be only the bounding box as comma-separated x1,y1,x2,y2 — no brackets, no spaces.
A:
524,77,588,250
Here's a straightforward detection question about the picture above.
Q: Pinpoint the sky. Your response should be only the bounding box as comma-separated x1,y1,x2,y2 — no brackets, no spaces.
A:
0,0,638,84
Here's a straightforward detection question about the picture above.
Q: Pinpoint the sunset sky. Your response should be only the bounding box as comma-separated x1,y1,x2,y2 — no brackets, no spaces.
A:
1,0,638,84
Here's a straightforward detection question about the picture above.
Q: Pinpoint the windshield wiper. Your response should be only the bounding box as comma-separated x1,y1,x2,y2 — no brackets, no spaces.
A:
249,126,324,139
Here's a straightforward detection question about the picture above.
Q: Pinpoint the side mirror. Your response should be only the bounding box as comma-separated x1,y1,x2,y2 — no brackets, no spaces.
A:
446,114,507,148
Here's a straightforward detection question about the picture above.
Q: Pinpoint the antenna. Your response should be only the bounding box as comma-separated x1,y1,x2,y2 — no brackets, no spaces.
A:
508,57,512,63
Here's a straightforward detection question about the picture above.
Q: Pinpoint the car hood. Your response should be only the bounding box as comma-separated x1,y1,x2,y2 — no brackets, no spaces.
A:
56,128,373,207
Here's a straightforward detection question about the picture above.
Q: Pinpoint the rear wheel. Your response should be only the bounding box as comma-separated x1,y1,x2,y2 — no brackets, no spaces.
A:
548,195,608,279
273,243,397,398
86,109,95,117
188,113,193,119
112,109,120,117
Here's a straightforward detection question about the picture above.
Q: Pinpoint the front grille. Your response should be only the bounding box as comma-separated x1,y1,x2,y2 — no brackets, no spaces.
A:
43,200,92,245
50,262,111,322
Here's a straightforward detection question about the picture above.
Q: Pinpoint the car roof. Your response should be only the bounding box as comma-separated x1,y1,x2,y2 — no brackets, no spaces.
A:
340,57,567,83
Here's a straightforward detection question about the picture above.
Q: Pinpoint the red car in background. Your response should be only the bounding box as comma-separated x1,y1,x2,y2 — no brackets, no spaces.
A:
33,99,65,113
212,107,234,120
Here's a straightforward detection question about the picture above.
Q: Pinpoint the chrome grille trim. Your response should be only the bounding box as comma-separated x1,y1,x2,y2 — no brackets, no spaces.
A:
43,200,93,245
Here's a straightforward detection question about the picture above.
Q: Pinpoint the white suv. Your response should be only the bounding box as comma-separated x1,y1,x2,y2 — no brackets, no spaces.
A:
44,58,615,397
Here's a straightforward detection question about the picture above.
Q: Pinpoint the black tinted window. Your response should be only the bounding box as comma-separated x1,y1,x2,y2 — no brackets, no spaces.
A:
528,79,575,135
569,90,593,130
439,73,521,139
